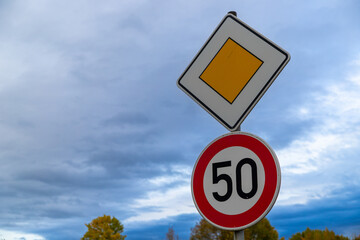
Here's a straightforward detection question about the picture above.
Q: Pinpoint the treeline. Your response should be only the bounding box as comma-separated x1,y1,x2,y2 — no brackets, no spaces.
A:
80,215,359,240
167,218,360,240
289,227,360,240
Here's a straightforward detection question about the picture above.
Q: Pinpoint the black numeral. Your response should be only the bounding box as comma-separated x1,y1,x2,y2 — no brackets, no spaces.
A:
236,158,258,199
212,161,233,202
212,158,258,201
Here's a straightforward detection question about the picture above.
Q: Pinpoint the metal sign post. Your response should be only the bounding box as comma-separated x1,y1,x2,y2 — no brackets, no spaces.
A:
234,124,244,240
234,230,244,240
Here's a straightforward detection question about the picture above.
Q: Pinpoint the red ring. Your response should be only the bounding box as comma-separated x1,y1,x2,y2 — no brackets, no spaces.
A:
192,133,278,229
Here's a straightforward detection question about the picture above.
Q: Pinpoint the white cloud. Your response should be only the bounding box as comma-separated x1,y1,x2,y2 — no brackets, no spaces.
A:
0,229,45,240
147,165,192,186
277,182,340,206
124,165,195,224
124,184,196,223
276,56,360,205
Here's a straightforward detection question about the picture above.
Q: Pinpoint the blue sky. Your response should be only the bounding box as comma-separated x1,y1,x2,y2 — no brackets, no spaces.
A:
0,0,360,239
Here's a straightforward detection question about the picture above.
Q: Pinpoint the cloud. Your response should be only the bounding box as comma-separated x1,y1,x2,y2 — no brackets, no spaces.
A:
124,165,196,224
102,112,150,127
121,56,360,228
0,229,45,240
125,185,195,223
271,182,360,238
0,1,359,239
276,57,360,206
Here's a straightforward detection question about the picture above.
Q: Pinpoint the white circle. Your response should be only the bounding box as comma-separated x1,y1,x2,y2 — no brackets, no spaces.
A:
203,146,265,215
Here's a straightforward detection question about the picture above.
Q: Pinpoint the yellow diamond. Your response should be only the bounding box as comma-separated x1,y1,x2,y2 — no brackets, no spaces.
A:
200,38,263,103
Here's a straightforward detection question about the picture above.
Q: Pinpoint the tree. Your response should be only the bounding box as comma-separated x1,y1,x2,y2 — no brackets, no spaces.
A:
166,226,179,240
245,218,278,240
82,215,126,240
289,227,349,240
353,234,360,240
190,218,233,240
189,217,278,240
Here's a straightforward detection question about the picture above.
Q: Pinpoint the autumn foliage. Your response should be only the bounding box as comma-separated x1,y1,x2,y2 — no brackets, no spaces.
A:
82,215,360,240
189,218,278,240
188,217,359,240
289,228,351,240
81,215,126,240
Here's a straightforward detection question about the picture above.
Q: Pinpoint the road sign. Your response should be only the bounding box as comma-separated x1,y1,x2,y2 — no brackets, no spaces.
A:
191,132,281,230
177,13,290,131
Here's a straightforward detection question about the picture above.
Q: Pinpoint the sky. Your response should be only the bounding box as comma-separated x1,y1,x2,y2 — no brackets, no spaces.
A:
0,0,360,239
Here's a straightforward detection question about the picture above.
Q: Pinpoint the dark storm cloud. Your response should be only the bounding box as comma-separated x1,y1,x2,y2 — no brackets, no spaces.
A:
0,0,360,240
88,148,184,178
0,1,201,239
15,168,107,189
103,112,151,126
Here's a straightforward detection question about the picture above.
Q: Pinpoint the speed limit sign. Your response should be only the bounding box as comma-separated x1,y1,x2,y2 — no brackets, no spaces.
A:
191,132,281,230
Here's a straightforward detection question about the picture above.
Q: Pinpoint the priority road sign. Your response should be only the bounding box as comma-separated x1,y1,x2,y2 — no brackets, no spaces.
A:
177,13,290,131
191,132,281,230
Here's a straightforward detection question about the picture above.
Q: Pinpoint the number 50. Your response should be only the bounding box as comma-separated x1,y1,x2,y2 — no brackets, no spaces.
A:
212,158,258,202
